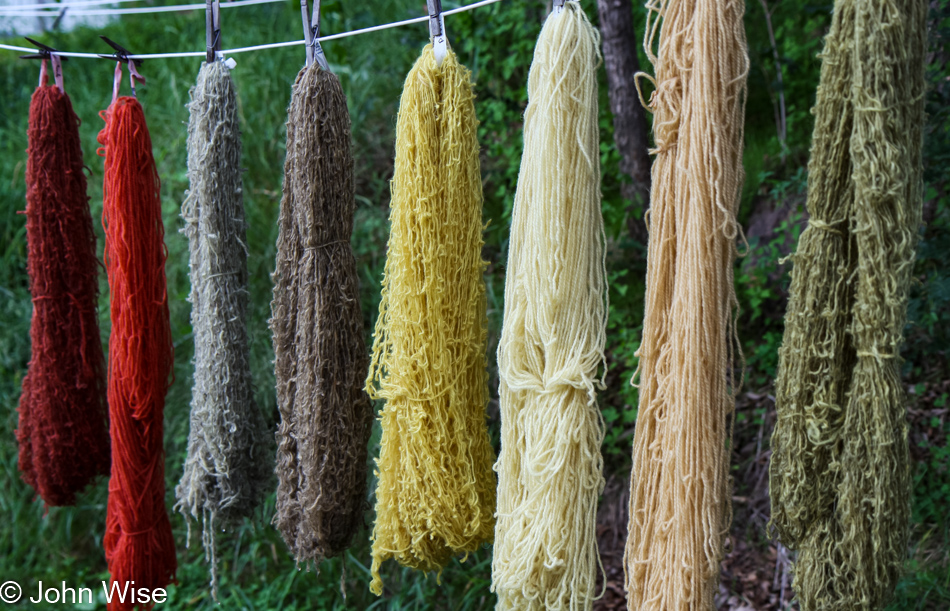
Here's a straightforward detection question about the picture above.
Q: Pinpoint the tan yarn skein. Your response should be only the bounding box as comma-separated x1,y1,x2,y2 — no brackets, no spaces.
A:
623,0,748,608
491,3,607,610
177,59,271,594
270,63,374,567
366,44,496,595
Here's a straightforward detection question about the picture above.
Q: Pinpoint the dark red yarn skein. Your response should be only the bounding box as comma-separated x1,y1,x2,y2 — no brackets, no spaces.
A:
98,96,176,609
17,78,110,507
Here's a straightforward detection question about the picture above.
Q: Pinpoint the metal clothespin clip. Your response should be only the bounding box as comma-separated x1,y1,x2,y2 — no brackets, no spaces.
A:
206,0,222,64
98,36,145,98
553,0,566,15
20,37,67,92
427,0,447,67
300,0,329,70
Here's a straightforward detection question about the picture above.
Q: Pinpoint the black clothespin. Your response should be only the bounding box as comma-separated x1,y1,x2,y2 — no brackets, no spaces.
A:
206,0,221,63
426,0,447,66
99,36,145,97
300,0,329,70
18,37,66,62
20,37,67,91
51,6,69,31
98,36,143,69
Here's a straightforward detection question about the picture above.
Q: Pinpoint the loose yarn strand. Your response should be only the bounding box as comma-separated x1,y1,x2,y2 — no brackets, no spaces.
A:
99,95,177,610
17,76,110,507
270,63,374,567
366,44,496,595
491,4,607,610
623,0,748,608
176,59,271,596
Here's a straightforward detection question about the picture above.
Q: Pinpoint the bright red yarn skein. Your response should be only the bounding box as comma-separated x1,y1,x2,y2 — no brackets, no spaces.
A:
98,95,177,609
17,73,110,507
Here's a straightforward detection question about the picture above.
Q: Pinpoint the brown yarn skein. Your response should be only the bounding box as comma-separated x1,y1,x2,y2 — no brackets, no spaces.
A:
270,63,374,566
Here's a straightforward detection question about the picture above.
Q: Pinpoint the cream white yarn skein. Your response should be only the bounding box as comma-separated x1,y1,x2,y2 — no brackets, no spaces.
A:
492,3,608,610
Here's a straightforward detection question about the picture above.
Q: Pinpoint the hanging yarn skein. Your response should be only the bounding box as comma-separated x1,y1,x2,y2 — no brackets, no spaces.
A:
833,0,926,606
176,59,271,593
270,62,373,567
771,0,927,607
99,86,177,609
623,0,748,608
769,0,858,553
366,44,496,595
17,63,110,508
491,3,607,610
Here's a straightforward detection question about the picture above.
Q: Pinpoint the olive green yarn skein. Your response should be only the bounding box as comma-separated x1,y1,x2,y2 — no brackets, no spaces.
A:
826,0,927,606
769,0,858,550
769,0,927,608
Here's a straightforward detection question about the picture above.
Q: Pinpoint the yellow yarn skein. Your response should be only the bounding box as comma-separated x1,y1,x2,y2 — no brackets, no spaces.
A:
366,44,496,595
491,3,607,610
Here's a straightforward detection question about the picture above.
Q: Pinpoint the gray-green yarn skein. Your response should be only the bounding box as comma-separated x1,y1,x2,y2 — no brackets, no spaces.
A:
270,64,373,567
176,59,272,594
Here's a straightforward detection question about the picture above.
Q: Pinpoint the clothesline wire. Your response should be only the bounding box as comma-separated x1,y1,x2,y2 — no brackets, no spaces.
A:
2,0,144,12
1,0,283,17
0,0,503,59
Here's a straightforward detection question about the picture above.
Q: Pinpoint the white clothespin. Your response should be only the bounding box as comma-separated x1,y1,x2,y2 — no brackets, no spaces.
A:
553,0,566,15
427,0,447,67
